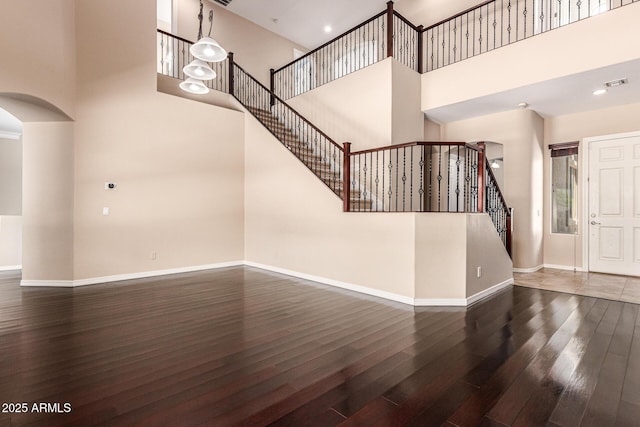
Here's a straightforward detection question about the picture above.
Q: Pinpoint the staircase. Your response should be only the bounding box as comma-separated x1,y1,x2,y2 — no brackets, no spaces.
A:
156,30,510,254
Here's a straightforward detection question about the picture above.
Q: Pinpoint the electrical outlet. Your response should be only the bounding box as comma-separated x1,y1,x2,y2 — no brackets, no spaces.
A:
150,252,157,260
477,266,482,278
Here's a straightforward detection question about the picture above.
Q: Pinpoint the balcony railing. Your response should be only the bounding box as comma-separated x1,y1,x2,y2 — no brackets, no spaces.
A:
271,2,421,100
269,0,638,90
344,141,482,213
423,0,638,72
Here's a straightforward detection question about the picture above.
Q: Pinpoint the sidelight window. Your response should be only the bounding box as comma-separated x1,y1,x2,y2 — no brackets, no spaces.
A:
550,142,579,234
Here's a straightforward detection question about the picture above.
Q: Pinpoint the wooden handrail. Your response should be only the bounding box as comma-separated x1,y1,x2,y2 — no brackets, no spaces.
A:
350,141,474,156
422,0,496,32
231,62,344,154
157,28,195,45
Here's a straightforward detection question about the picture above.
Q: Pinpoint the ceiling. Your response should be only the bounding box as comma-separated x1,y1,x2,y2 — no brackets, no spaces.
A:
223,0,404,49
425,59,640,123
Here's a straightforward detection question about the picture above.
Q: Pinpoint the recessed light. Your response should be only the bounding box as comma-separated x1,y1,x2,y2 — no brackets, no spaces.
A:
592,88,607,96
517,102,528,109
324,25,332,33
604,78,628,88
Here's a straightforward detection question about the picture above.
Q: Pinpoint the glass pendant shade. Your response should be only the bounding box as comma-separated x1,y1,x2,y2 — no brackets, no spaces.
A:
190,37,227,62
183,59,216,80
179,78,209,95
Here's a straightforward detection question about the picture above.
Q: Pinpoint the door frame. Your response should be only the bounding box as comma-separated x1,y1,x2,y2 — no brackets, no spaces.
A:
581,130,640,273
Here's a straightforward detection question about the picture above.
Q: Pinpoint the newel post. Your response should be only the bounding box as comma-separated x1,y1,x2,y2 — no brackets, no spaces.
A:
386,1,394,58
343,142,351,212
417,25,424,73
269,68,275,106
228,52,234,97
477,142,485,213
506,209,513,257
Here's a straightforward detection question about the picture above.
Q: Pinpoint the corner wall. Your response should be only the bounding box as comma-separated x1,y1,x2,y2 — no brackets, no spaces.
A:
443,109,544,270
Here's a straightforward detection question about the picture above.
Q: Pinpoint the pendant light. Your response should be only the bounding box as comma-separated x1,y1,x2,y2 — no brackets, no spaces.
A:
179,78,210,94
181,1,225,94
183,59,217,80
190,8,227,62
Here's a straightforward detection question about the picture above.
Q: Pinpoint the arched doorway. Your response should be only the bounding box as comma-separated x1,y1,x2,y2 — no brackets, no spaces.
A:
0,107,22,273
0,94,74,285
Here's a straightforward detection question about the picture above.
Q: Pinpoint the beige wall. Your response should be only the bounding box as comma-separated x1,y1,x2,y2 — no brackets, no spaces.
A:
543,102,640,269
0,138,22,215
174,0,306,86
466,214,512,296
286,58,424,152
22,122,74,281
444,109,544,270
414,213,466,299
0,0,76,117
0,216,22,268
391,60,424,144
424,117,442,141
421,2,640,111
286,59,394,151
244,110,417,300
73,0,244,280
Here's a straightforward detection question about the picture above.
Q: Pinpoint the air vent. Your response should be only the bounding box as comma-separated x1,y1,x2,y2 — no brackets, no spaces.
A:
604,78,628,88
211,0,232,6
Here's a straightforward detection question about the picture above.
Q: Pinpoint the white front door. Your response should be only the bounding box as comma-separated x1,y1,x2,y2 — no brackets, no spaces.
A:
588,135,640,276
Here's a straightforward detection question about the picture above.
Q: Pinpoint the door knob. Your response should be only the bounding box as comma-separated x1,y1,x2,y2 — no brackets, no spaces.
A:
590,221,601,225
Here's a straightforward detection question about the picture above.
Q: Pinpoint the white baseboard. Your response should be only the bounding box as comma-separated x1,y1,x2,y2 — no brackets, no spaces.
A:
246,261,513,307
244,261,416,306
21,261,244,288
21,280,74,287
543,264,585,272
0,265,21,272
19,260,514,308
513,265,544,273
513,264,586,273
466,278,514,306
413,297,467,306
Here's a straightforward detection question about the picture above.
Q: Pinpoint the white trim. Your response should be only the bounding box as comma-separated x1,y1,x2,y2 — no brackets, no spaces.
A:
0,265,21,272
20,261,244,288
413,298,467,306
543,263,585,272
0,130,21,140
244,261,416,306
247,261,514,307
17,261,514,308
513,265,543,273
466,278,514,306
21,280,74,287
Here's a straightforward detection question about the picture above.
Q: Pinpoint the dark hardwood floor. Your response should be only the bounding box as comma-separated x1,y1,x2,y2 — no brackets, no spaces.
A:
0,267,638,426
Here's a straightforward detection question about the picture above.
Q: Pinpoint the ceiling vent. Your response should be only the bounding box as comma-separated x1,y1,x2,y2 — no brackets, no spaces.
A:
211,0,232,6
604,78,628,88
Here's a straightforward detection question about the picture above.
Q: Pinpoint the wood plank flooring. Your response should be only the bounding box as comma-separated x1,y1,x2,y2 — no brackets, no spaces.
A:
0,267,638,426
